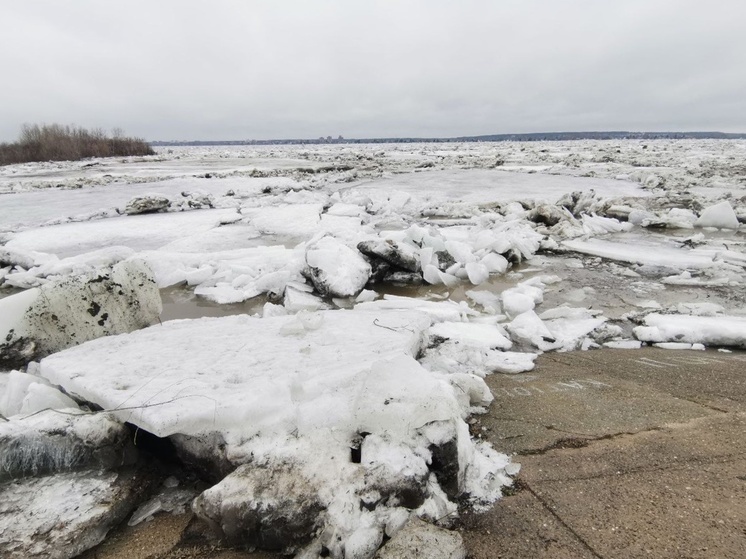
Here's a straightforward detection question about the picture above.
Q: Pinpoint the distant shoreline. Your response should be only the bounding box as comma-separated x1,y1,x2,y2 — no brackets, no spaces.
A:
151,131,746,146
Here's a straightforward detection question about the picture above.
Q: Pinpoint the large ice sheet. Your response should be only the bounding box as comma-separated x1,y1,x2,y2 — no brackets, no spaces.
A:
344,169,648,210
0,260,161,367
39,310,431,439
562,238,746,270
38,307,517,546
5,209,240,258
0,176,289,231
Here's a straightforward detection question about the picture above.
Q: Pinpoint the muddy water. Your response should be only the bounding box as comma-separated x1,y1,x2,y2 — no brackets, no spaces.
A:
159,286,270,321
156,263,546,322
7,223,741,324
378,243,745,322
373,263,544,304
156,250,724,324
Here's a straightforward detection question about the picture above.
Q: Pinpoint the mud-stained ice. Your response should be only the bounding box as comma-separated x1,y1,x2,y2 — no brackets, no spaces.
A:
0,468,153,559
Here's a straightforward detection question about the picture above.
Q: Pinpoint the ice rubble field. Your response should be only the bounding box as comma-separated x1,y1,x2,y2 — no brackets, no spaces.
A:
1,139,746,556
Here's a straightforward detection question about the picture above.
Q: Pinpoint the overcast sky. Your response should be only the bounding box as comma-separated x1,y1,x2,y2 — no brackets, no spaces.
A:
1,0,745,141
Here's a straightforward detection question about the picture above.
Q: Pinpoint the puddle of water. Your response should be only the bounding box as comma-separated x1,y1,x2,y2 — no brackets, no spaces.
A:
243,233,304,249
159,260,556,322
160,285,269,322
0,287,23,300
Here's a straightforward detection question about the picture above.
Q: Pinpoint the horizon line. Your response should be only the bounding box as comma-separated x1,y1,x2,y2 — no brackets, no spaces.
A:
150,130,746,145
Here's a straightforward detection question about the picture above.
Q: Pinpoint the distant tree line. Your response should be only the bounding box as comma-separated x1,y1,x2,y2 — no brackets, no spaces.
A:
151,130,746,147
0,124,154,166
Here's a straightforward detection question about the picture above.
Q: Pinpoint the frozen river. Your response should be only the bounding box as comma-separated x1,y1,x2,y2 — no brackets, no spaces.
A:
1,139,745,557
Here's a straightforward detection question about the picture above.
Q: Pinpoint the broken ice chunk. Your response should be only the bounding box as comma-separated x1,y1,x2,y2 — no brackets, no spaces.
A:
484,351,537,374
634,313,746,348
465,262,489,285
19,383,79,415
603,340,642,349
428,322,512,351
355,289,378,303
506,311,558,351
305,236,371,298
284,286,329,312
695,200,739,229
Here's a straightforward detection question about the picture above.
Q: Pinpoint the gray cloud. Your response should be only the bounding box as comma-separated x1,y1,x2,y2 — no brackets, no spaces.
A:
1,0,745,141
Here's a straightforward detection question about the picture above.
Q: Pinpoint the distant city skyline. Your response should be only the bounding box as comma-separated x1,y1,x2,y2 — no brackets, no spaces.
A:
2,0,745,142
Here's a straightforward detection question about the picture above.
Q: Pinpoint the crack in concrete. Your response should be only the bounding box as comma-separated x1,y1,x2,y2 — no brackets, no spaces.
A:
517,427,665,456
522,481,606,559
661,395,732,414
483,415,601,438
526,453,746,485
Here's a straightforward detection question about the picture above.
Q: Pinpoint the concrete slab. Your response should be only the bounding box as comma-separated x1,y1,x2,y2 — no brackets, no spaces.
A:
520,412,746,484
532,466,746,559
460,489,598,559
475,350,721,455
520,413,746,558
546,348,746,412
465,348,746,559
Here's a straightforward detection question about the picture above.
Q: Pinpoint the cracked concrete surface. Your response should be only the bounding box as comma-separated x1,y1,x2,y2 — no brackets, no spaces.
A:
462,348,746,559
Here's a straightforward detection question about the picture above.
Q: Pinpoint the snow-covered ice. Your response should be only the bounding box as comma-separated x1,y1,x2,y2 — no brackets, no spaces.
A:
39,310,431,438
562,237,745,270
5,209,241,258
634,314,746,348
428,321,512,351
305,236,371,297
343,168,649,216
38,308,514,552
